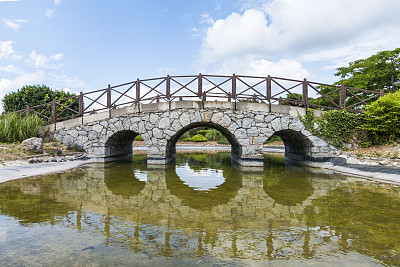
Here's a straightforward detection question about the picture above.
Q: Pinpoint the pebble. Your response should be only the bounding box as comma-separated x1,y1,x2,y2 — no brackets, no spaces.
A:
50,157,57,162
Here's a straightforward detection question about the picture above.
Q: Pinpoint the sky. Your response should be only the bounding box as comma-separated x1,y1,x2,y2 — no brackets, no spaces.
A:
1,0,400,111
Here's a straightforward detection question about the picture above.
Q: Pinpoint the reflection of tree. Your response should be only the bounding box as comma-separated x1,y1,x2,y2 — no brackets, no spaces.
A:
306,185,400,266
104,161,146,197
0,174,75,225
263,164,315,206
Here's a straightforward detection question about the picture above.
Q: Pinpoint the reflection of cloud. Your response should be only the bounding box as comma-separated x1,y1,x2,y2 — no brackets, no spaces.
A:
0,226,8,243
134,170,147,182
176,163,225,191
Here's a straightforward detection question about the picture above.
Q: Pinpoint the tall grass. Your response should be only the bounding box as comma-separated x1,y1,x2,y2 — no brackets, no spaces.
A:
204,129,224,141
0,113,44,143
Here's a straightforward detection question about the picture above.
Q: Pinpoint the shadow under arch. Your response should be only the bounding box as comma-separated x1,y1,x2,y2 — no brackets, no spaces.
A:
105,130,140,159
273,129,313,163
166,122,241,164
104,157,147,197
165,153,242,210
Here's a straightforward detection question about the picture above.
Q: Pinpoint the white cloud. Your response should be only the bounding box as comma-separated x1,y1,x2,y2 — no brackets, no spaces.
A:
201,13,215,25
0,64,24,74
27,50,63,69
54,0,61,6
0,41,21,60
205,56,308,79
2,19,27,31
45,8,55,18
0,0,19,2
200,0,400,80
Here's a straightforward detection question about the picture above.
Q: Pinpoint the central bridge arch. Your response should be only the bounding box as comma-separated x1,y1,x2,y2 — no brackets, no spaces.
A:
49,101,344,167
165,121,242,165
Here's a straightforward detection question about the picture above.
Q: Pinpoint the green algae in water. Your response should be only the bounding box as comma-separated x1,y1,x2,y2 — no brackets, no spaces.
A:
0,152,399,266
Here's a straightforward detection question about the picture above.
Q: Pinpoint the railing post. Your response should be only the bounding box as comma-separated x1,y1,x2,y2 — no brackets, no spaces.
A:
266,75,271,102
340,84,346,109
51,98,56,123
202,92,206,101
156,94,160,103
25,105,30,116
252,94,257,103
380,89,385,97
107,84,111,109
279,97,283,105
198,73,202,99
232,74,236,100
136,79,140,104
79,92,83,115
228,92,231,102
302,78,308,108
166,75,171,101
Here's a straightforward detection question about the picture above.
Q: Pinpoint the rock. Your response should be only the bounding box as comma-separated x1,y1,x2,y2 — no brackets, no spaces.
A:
28,158,36,164
378,160,389,166
393,162,398,167
50,157,57,162
61,156,67,161
21,137,43,153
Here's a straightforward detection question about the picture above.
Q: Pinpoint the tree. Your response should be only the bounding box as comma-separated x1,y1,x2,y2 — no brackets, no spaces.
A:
314,48,400,109
2,84,79,120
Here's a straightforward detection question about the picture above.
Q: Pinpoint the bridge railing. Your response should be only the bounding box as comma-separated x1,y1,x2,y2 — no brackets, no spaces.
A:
16,74,384,123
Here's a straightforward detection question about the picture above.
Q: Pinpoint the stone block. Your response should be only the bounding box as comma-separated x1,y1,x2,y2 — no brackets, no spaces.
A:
271,104,290,114
141,102,169,112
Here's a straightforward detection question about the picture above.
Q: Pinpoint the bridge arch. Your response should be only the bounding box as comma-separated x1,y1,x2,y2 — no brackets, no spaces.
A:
165,121,242,164
105,130,140,158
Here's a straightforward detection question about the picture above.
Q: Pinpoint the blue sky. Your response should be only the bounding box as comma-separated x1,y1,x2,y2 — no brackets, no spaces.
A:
1,0,400,110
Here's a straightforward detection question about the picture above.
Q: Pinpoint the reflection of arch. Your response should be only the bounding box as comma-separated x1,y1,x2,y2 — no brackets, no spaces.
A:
104,161,146,197
166,153,242,210
166,122,241,164
105,130,139,158
263,164,315,206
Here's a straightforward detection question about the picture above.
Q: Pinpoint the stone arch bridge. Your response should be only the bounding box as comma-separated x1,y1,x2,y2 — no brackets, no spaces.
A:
42,101,344,167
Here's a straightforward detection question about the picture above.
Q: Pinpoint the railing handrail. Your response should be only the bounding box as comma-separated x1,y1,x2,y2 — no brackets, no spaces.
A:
15,74,384,122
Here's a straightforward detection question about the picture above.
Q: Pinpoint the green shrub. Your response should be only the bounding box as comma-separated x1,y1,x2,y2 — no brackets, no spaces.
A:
190,134,208,142
204,129,224,141
363,90,400,143
134,135,144,141
196,130,211,136
0,113,44,142
217,137,230,145
264,135,282,144
361,141,372,148
179,131,192,141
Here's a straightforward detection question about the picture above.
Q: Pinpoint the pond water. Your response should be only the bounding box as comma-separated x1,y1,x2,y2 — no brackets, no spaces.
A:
0,152,399,266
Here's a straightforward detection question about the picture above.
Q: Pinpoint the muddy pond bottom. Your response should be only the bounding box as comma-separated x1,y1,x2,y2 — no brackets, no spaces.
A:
0,152,399,266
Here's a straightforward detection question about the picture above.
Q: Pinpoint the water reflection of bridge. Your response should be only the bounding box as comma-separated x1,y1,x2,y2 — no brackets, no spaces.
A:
0,161,350,260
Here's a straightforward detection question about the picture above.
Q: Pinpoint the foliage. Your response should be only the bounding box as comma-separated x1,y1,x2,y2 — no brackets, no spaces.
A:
204,129,224,141
0,113,44,143
299,109,365,148
188,134,208,142
264,135,282,144
2,84,79,120
179,131,192,141
362,90,400,143
217,137,230,145
134,135,144,141
315,48,400,109
66,143,85,152
283,93,313,106
196,130,211,136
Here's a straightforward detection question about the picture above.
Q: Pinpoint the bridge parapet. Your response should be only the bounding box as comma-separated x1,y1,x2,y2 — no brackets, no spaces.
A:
41,101,344,167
